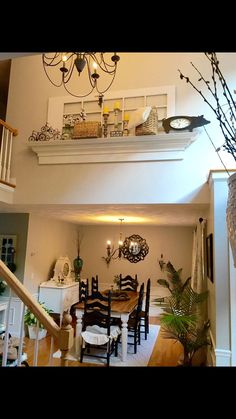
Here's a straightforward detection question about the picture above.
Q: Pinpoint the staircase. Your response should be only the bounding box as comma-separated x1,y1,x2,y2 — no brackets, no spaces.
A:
0,260,74,366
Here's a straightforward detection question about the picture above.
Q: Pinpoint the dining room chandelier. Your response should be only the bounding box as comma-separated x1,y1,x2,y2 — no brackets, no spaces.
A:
103,218,124,265
42,52,120,101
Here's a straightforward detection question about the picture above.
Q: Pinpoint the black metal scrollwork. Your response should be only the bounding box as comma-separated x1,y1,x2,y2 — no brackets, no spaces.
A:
122,234,149,263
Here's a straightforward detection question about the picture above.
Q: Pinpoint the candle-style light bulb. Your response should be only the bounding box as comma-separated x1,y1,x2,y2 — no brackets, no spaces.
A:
92,61,99,80
60,53,69,74
62,53,68,62
93,62,98,72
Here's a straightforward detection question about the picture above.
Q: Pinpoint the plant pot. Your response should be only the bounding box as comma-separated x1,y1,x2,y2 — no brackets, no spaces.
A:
226,172,236,267
28,325,47,340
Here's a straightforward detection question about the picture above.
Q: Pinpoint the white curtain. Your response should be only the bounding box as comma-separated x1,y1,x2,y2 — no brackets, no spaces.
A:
191,219,207,293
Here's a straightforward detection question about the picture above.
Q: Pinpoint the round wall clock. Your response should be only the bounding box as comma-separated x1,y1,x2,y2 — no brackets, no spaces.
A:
162,115,210,133
52,256,72,281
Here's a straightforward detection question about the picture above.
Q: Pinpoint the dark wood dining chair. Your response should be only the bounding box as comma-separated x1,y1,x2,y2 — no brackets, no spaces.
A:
127,283,144,353
140,278,151,340
119,274,138,291
80,291,121,367
79,279,89,302
91,275,99,296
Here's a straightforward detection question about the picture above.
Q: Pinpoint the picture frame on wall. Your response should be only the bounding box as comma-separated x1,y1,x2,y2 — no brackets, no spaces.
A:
206,233,213,283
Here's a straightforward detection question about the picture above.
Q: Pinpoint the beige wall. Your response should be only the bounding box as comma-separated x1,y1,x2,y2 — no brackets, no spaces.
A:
24,213,78,293
79,224,193,291
20,219,194,296
6,53,236,208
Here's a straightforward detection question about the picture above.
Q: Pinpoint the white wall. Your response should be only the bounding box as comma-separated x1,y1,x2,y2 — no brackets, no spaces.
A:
208,171,233,366
6,53,236,208
24,213,78,293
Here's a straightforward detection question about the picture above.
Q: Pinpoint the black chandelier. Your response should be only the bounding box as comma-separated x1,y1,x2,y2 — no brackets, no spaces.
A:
42,52,120,101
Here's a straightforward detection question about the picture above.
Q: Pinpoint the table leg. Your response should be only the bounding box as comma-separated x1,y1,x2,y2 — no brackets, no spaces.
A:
75,309,83,359
120,313,129,362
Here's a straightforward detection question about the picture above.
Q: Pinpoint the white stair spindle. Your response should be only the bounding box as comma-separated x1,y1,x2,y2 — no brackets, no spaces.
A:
6,131,13,183
0,126,6,180
17,302,26,366
2,289,12,367
2,128,9,181
49,336,54,365
33,321,40,366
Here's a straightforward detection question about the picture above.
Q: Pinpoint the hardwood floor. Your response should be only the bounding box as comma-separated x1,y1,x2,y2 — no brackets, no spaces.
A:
22,317,183,367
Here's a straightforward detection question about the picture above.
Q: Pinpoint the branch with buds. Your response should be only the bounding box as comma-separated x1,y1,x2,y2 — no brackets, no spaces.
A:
179,52,236,160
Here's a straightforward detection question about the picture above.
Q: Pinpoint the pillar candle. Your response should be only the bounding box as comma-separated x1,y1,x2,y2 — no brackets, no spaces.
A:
103,106,109,115
114,101,121,110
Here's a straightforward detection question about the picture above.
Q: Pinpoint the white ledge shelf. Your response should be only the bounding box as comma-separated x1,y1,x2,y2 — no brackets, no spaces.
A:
29,132,198,164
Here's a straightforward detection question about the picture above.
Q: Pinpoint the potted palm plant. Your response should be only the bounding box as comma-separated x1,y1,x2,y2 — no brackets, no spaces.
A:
156,257,211,366
24,302,53,340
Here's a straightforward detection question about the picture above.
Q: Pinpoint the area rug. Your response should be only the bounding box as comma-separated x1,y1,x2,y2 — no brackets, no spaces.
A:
53,324,160,367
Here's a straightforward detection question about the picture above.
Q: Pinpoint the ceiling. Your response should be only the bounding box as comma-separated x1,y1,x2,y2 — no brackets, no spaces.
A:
0,52,209,227
0,53,40,61
0,203,208,226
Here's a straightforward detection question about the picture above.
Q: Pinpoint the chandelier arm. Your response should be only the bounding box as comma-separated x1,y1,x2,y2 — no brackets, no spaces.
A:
85,55,96,88
95,71,117,95
63,81,95,98
43,53,61,66
42,55,63,88
42,52,120,98
99,53,118,73
62,58,75,84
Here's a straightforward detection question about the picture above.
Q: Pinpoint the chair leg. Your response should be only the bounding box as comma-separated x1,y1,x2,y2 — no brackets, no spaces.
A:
145,318,148,340
115,339,118,357
107,341,110,367
134,331,137,354
80,347,84,363
138,324,141,345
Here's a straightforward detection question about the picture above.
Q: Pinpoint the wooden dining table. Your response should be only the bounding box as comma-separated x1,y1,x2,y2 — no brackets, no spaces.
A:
73,291,139,362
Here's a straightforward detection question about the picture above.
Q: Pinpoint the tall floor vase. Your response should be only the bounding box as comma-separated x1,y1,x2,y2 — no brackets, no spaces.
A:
226,172,236,267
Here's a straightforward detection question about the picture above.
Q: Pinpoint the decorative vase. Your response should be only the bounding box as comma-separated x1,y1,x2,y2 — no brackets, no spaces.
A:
73,256,83,281
28,325,47,340
226,172,236,267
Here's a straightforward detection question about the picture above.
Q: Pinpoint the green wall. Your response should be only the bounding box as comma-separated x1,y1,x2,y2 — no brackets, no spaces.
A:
0,213,29,284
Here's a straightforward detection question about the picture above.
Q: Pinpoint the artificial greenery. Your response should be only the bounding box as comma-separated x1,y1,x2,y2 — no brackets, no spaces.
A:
157,257,211,366
113,274,120,289
24,302,53,329
0,280,7,296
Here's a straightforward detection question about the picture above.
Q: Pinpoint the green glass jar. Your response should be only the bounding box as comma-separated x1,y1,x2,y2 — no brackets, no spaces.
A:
73,257,83,282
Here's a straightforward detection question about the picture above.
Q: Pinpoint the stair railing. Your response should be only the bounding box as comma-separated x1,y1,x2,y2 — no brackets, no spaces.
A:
0,119,18,186
0,260,74,366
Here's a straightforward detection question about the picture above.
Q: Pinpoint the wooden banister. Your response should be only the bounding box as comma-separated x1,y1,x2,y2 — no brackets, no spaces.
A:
0,260,59,339
0,119,18,136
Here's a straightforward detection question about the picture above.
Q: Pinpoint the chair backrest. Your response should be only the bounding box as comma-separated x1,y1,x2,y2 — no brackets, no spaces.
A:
79,279,89,302
91,275,99,295
145,278,151,314
119,274,138,291
83,291,111,335
134,282,144,325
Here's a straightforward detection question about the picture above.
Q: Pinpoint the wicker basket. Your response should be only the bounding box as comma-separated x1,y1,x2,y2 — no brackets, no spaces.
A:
72,121,102,139
135,107,158,136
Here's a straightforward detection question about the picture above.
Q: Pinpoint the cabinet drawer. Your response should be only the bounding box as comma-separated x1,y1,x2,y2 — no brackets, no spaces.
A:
70,285,79,304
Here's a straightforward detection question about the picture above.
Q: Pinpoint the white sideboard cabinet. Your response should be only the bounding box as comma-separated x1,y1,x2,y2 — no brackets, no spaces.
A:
39,281,79,325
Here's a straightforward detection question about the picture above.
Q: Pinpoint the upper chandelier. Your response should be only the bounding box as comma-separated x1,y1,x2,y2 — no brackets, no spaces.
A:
42,52,120,100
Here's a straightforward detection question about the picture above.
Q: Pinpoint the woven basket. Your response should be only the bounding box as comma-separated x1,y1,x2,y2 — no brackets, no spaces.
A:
135,107,158,136
72,121,102,139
